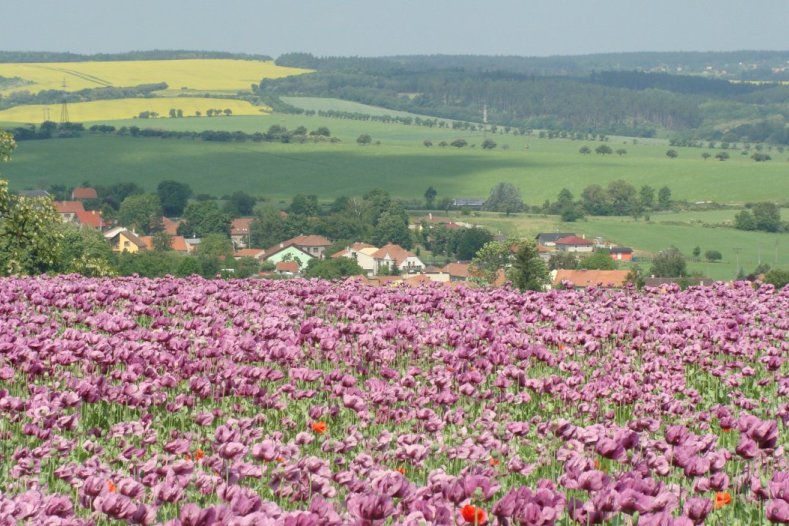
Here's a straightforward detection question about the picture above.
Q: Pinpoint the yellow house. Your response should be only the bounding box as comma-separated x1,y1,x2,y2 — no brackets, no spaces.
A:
104,227,147,253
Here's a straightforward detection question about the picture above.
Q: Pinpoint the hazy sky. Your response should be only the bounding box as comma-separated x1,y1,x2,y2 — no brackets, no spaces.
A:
1,0,788,58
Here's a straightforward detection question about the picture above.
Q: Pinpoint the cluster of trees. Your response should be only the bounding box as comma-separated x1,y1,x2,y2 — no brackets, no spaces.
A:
420,225,494,262
734,203,784,232
9,121,336,145
0,83,168,111
470,240,549,291
249,189,413,251
0,50,271,63
541,182,672,220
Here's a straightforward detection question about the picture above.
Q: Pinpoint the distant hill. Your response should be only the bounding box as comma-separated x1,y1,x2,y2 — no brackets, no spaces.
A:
0,50,272,63
263,52,789,143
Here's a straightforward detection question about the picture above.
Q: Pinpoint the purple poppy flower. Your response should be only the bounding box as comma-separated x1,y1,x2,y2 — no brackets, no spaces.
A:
766,499,789,524
683,497,712,524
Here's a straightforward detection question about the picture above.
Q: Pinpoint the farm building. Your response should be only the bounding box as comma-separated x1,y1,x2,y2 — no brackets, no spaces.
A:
552,269,630,289
609,246,634,261
554,235,595,253
535,233,576,247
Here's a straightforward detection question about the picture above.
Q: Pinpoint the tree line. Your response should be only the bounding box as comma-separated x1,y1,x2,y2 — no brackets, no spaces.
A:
8,121,336,145
0,83,168,111
0,50,272,63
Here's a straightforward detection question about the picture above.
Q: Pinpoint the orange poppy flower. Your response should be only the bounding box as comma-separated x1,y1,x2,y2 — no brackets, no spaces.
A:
489,458,500,467
194,449,205,460
715,491,732,509
311,421,327,434
461,504,487,525
396,467,406,475
107,481,117,493
275,456,285,463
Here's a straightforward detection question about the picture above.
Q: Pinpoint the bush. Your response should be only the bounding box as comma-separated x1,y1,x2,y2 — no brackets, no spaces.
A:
704,250,722,262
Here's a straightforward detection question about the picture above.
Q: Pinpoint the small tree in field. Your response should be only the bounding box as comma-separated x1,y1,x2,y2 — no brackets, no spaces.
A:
666,149,678,159
356,134,372,146
595,145,613,155
704,250,722,262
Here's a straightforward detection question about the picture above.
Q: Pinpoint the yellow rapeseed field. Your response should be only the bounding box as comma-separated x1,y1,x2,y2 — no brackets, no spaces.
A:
0,97,267,123
0,59,309,94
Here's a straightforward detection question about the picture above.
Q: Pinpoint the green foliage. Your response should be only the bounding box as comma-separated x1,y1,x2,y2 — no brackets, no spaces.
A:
579,146,591,154
470,240,512,284
233,256,261,278
666,149,678,159
303,257,365,280
734,209,756,231
692,246,701,258
451,138,468,148
177,201,231,238
196,233,234,277
0,130,15,161
0,180,63,275
249,206,290,248
606,180,638,216
289,194,320,217
507,241,549,291
356,134,372,145
455,228,494,261
481,139,497,150
751,202,781,232
650,246,687,277
373,209,412,249
595,145,613,155
118,193,163,234
224,191,256,218
548,251,578,270
578,250,617,270
175,256,202,277
152,231,173,252
116,251,182,277
484,182,524,214
626,265,646,289
764,268,789,289
157,180,192,217
55,223,115,277
704,250,723,262
424,186,437,208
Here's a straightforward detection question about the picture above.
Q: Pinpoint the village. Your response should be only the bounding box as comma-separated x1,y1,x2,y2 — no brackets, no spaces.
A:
46,186,714,290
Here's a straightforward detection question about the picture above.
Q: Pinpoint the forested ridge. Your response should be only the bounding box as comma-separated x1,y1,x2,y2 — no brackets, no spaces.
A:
0,50,272,63
262,53,789,142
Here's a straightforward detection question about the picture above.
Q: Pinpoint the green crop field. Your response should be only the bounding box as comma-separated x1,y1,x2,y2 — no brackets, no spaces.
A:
454,210,789,280
2,111,787,205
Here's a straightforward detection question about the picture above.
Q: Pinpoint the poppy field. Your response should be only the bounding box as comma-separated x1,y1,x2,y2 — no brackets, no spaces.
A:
0,276,787,525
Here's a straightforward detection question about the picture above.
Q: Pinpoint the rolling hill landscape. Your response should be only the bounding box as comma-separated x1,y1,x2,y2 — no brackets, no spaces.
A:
2,2,789,524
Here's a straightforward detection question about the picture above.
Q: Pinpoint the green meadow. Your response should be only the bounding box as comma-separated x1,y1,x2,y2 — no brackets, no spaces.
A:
2,111,787,205
455,210,789,281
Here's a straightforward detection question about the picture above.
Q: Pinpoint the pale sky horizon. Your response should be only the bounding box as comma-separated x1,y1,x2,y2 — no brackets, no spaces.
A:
0,0,787,58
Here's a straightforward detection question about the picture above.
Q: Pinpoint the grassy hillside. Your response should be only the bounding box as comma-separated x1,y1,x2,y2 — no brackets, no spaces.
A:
1,114,787,204
280,96,443,119
0,97,267,122
0,59,309,95
459,211,789,281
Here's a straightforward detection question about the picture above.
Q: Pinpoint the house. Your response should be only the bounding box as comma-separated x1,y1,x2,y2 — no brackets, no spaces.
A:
332,242,378,276
452,198,485,210
371,243,425,275
552,269,630,289
275,260,300,277
234,248,266,260
537,244,553,262
555,235,595,253
423,265,450,283
411,214,473,231
231,217,254,248
139,235,191,253
443,262,471,282
71,187,98,200
263,242,314,268
535,233,576,247
161,217,183,236
75,210,104,230
288,235,333,259
104,228,147,253
609,246,634,261
54,201,86,223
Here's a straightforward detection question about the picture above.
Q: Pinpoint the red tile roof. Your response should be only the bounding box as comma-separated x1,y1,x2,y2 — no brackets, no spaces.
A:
553,269,630,288
139,235,191,252
231,217,254,236
289,234,332,247
161,217,182,236
71,187,98,200
276,261,300,273
555,235,594,246
234,248,266,259
443,262,470,278
75,210,104,229
54,201,86,214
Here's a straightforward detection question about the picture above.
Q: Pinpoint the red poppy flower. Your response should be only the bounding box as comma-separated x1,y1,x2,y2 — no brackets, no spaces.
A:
311,421,327,434
396,466,406,474
194,449,205,460
107,481,117,493
461,504,487,524
715,491,732,509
